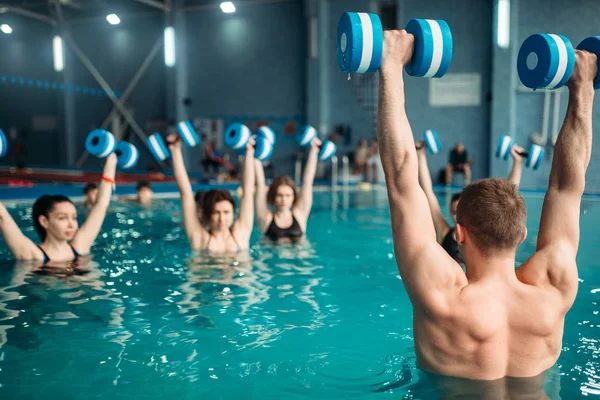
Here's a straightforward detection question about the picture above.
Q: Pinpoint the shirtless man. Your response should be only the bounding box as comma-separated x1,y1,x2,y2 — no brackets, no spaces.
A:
378,28,595,380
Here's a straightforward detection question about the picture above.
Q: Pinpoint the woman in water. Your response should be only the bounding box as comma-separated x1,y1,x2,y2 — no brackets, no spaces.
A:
0,154,117,266
168,134,255,255
254,137,320,243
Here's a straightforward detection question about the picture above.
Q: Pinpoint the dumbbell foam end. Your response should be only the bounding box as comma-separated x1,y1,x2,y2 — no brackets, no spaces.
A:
405,19,453,78
0,129,6,158
86,129,117,159
319,140,337,162
496,136,514,160
225,123,252,151
256,126,277,146
255,136,274,161
525,144,544,170
336,12,383,73
424,129,442,155
517,34,575,90
576,36,600,90
147,133,170,162
297,125,318,147
177,120,200,147
116,142,139,169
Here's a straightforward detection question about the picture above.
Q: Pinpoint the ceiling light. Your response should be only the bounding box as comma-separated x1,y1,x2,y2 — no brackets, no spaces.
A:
220,2,236,13
106,14,120,25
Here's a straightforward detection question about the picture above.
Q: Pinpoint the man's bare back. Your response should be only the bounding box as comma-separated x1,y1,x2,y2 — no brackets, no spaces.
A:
413,263,568,379
376,27,595,380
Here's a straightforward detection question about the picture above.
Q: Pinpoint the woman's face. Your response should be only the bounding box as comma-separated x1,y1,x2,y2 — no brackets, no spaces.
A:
40,201,78,241
208,200,235,231
273,185,295,210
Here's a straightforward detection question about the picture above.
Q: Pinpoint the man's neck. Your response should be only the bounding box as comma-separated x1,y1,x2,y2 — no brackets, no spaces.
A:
464,249,517,282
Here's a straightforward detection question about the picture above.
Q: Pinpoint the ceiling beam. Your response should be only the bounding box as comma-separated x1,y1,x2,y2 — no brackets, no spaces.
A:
0,4,57,25
131,0,170,12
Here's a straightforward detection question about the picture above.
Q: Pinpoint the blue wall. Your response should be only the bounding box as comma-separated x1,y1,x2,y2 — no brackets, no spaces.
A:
182,2,306,176
67,15,167,171
490,0,600,192
0,15,63,166
0,14,166,171
3,0,600,192
307,0,492,183
398,0,493,183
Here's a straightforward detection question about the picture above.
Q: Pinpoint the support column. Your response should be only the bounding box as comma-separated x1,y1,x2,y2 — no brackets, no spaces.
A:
489,0,520,178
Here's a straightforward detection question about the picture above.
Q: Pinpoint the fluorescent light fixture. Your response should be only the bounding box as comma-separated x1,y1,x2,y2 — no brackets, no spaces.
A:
164,26,175,67
106,14,121,25
53,36,64,72
220,2,236,13
496,0,510,49
0,24,12,34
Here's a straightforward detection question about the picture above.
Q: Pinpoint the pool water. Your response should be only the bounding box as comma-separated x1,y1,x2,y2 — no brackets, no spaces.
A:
0,189,598,399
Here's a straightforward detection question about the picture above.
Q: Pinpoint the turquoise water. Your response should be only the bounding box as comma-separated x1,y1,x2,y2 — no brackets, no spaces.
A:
0,190,598,399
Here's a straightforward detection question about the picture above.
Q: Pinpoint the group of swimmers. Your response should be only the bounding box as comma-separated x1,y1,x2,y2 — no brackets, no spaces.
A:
0,130,322,265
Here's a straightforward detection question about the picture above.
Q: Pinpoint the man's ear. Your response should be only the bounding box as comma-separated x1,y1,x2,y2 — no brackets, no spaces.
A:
455,223,466,245
520,228,528,244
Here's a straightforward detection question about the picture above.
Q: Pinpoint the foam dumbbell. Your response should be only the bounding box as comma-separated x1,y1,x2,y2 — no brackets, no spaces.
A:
224,123,274,161
176,120,201,147
423,129,442,155
146,120,200,162
296,125,338,162
115,142,139,169
256,126,276,146
224,123,252,154
85,129,139,169
0,129,7,158
254,136,274,161
336,12,452,78
146,133,170,162
518,34,600,90
86,129,117,159
496,136,544,170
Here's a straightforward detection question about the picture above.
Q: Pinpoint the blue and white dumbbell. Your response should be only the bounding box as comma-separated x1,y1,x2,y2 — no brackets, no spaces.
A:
146,120,200,162
85,129,139,169
115,142,139,169
256,126,276,146
146,133,170,162
0,129,7,158
296,125,337,162
423,129,442,155
176,120,201,147
336,12,452,78
496,136,544,170
86,129,117,159
518,34,600,90
224,123,274,161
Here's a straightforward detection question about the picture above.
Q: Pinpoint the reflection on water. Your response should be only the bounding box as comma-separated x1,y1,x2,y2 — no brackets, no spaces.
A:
391,365,562,399
0,258,129,355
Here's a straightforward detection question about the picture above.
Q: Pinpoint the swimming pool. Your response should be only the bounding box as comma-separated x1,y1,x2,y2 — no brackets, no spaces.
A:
0,189,598,399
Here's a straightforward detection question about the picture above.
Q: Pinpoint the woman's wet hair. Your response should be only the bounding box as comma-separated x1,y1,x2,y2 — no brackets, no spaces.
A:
32,195,74,241
201,189,236,220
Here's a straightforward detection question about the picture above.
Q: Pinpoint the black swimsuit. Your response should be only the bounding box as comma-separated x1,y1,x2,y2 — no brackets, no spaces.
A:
38,244,81,265
442,228,463,263
265,215,303,242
